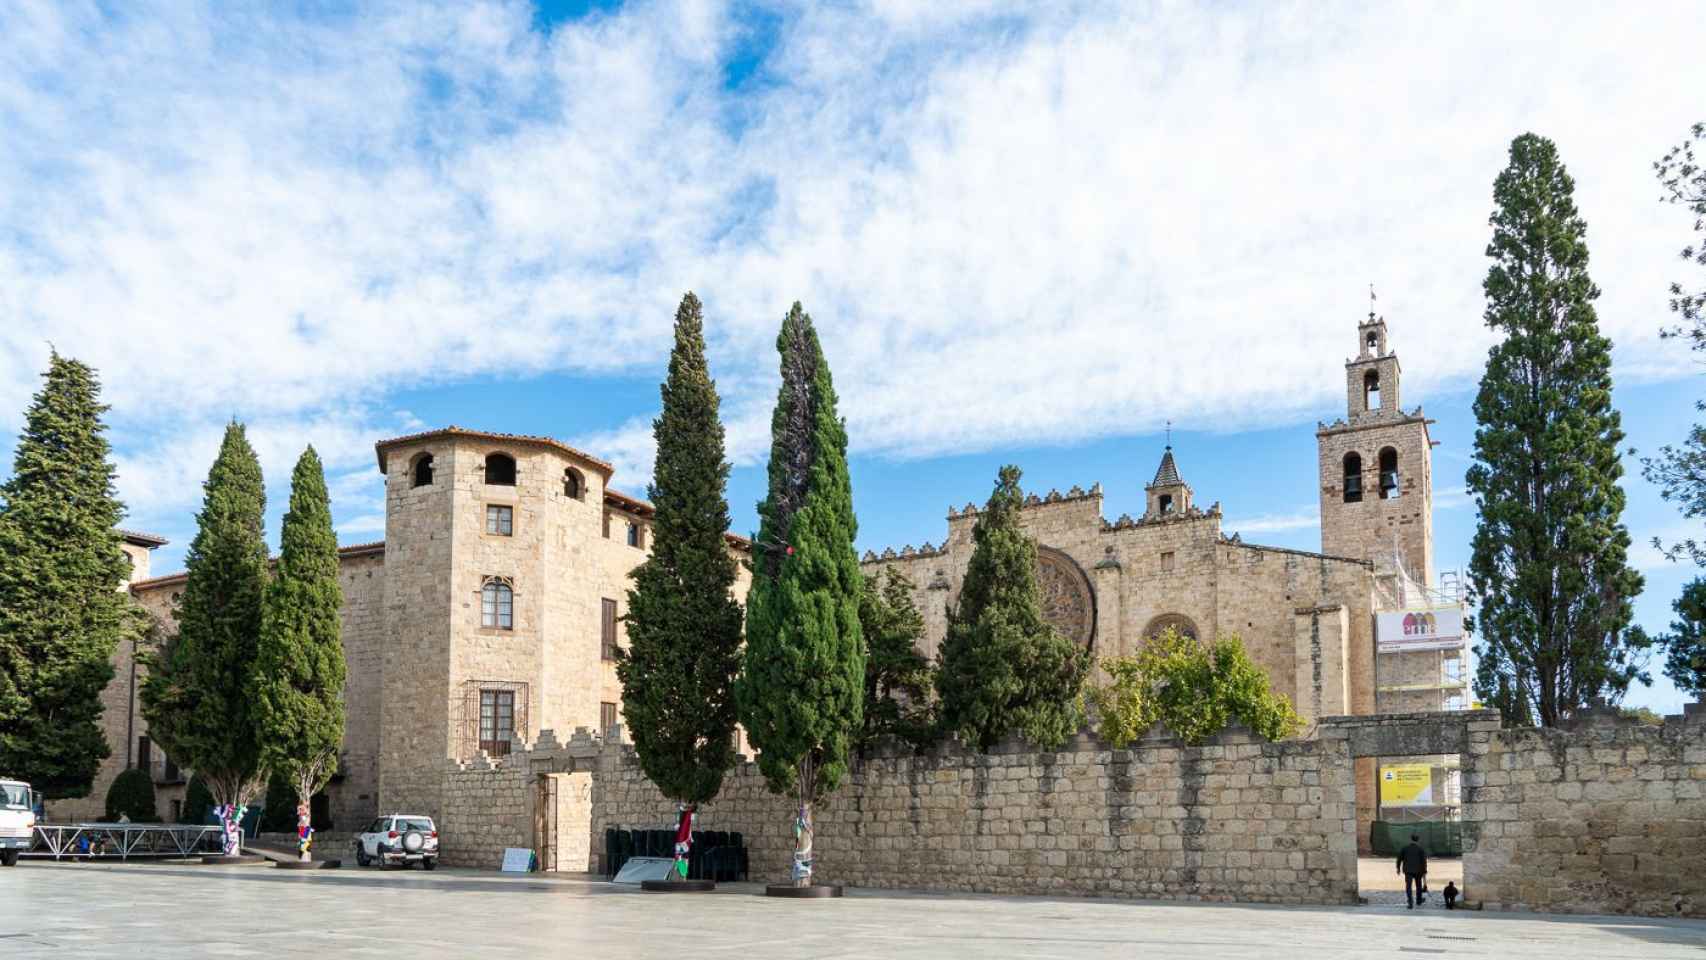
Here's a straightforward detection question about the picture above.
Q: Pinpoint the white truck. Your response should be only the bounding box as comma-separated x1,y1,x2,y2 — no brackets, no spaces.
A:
0,779,33,866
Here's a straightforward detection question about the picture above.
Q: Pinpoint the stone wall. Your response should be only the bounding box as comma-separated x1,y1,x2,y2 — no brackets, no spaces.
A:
1463,708,1706,917
588,725,1361,905
438,755,535,869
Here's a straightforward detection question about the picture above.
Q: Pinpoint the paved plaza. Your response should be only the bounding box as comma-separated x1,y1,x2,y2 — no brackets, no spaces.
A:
2,861,1702,959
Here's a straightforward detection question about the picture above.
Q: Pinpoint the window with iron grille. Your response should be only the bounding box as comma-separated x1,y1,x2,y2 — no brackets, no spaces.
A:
601,598,618,660
601,701,618,738
480,689,516,756
486,504,513,536
482,578,514,629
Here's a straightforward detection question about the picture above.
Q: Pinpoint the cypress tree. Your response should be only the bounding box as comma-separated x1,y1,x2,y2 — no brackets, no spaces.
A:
616,293,745,879
141,422,270,853
252,446,345,861
856,568,937,755
1467,133,1648,727
937,465,1090,750
736,302,864,889
0,352,142,799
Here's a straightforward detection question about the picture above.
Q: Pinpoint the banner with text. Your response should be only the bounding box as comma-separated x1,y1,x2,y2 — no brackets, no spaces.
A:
1376,606,1464,653
1380,764,1435,807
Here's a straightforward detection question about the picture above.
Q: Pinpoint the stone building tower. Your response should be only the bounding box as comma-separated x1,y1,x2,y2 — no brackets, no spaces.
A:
1316,310,1435,584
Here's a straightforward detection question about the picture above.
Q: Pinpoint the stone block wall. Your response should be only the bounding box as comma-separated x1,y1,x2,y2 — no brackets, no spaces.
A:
438,756,534,869
1464,709,1706,917
589,725,1361,905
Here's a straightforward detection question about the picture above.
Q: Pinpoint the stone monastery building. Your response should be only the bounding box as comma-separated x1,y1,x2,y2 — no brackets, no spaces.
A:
67,312,1461,841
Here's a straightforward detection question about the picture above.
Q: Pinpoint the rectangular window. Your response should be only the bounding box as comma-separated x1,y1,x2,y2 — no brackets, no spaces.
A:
601,598,618,661
601,701,618,738
479,689,516,756
486,504,513,536
136,735,152,770
1160,551,1175,573
626,521,641,548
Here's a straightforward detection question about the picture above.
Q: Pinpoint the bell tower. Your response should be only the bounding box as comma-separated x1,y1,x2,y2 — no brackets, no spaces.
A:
1316,299,1436,584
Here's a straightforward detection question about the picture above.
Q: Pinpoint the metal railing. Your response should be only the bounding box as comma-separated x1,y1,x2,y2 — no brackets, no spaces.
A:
26,823,222,861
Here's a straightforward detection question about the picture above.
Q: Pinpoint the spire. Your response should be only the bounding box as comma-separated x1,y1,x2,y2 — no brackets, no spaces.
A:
1150,446,1181,488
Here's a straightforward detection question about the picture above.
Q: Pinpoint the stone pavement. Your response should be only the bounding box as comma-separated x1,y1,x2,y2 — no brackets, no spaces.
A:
2,861,1701,959
1357,856,1465,908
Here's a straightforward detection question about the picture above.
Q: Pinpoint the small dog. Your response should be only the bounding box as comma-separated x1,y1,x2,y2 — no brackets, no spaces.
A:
1443,881,1459,909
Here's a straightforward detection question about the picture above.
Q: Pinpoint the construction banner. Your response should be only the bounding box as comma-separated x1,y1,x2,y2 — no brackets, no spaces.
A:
1375,606,1464,652
1379,764,1434,806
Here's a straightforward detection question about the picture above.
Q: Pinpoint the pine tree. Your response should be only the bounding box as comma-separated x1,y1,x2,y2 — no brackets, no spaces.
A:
616,293,745,879
736,302,865,889
856,568,937,754
252,446,345,861
0,353,142,799
140,422,270,853
937,465,1090,750
1467,133,1648,728
1657,577,1706,698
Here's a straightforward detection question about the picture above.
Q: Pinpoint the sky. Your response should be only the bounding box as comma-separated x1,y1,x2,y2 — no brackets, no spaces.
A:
2,1,1703,712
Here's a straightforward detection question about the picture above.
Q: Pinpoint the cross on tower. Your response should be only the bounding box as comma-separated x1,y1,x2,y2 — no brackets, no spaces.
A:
1368,283,1377,320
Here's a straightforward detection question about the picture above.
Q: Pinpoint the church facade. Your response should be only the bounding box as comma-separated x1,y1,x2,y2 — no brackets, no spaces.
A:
63,312,1457,850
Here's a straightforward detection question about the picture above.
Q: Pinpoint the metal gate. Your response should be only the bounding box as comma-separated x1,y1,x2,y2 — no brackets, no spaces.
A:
534,774,558,872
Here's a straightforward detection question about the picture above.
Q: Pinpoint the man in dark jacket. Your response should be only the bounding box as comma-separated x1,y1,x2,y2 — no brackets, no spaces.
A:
1396,834,1428,908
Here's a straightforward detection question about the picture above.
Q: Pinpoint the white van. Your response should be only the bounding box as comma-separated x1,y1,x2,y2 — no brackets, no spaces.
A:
0,779,32,866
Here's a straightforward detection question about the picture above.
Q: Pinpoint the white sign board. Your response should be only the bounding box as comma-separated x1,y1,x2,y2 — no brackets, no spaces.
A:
1376,606,1464,653
612,856,677,885
500,847,534,873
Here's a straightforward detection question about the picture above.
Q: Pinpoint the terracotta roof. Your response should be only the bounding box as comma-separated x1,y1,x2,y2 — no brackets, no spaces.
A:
374,426,615,475
1148,447,1183,488
117,529,169,548
130,540,389,592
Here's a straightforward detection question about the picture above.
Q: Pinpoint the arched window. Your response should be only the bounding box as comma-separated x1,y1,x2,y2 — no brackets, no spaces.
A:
1143,614,1199,643
411,453,434,488
481,578,514,629
1342,452,1363,503
1379,447,1400,499
1158,493,1175,515
1364,369,1381,411
563,468,584,501
1366,331,1378,352
484,453,516,486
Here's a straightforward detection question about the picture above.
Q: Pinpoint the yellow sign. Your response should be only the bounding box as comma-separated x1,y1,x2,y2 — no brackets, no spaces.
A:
1380,764,1433,806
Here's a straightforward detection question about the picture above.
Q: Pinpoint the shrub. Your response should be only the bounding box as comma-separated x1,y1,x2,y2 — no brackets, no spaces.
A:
104,767,158,822
1086,629,1302,747
180,775,213,823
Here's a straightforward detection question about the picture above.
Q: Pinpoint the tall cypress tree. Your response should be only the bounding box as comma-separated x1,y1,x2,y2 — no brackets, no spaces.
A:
937,465,1089,750
252,446,345,862
736,302,864,889
141,422,270,851
616,293,744,878
0,353,142,799
1467,133,1647,728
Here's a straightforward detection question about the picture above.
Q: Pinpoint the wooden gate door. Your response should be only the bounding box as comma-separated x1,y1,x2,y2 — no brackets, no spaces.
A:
534,774,559,872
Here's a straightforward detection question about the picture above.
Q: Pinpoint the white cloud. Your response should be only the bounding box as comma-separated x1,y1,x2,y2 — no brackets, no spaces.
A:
2,0,1701,526
1433,487,1473,511
1229,511,1319,536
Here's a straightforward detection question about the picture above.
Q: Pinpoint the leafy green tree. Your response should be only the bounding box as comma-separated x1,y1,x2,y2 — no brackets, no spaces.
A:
736,302,865,888
1654,577,1706,697
856,568,937,754
0,352,143,799
616,293,745,878
937,465,1089,750
180,775,214,824
1085,629,1301,747
104,767,158,822
1642,122,1706,565
1467,133,1648,727
140,422,270,852
252,446,345,861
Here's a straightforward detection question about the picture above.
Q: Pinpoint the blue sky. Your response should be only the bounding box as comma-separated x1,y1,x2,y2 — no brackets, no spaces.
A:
2,1,1702,712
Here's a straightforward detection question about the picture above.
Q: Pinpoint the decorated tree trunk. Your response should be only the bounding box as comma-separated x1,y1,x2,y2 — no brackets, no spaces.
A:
792,802,814,886
297,800,313,861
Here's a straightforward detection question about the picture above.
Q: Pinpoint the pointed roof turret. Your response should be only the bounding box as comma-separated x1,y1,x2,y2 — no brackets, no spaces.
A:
1149,446,1182,489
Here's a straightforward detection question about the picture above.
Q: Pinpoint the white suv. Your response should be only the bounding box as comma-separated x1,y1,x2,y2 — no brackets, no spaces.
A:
354,814,439,869
0,780,32,867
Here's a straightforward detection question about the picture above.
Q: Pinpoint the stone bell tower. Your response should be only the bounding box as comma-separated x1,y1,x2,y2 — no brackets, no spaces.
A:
1316,301,1436,584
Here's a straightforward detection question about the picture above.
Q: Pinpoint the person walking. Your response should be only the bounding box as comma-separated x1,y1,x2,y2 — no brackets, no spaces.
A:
1396,833,1428,908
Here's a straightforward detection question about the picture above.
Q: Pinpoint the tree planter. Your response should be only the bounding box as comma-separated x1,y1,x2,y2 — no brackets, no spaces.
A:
641,878,715,892
199,854,267,865
764,884,843,898
274,859,340,870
